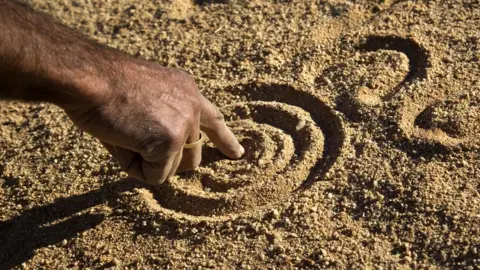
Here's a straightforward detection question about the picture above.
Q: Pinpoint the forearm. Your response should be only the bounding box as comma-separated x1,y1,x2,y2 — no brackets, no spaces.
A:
0,1,245,184
0,1,119,109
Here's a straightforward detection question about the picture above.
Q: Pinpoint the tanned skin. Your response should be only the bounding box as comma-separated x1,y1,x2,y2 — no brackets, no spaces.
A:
0,1,244,185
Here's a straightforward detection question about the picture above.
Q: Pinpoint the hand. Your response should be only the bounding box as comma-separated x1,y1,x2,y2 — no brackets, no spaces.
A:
65,59,244,185
0,2,244,185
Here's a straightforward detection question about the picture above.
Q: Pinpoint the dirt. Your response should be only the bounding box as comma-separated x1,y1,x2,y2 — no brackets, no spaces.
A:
1,0,479,269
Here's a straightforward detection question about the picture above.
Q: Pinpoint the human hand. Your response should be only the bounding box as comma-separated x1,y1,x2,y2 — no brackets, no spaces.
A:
0,1,243,185
64,59,244,185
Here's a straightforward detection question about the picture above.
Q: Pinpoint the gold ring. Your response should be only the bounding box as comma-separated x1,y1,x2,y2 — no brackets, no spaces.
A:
183,131,205,149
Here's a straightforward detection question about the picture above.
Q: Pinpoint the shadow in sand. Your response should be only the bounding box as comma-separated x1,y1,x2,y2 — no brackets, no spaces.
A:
0,179,134,269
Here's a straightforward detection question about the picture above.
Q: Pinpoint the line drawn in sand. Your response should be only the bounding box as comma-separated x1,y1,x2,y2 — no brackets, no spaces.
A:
315,37,415,121
356,36,479,150
413,96,480,149
138,36,477,222
140,83,347,222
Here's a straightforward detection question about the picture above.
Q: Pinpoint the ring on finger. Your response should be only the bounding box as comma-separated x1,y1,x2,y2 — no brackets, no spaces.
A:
183,131,205,149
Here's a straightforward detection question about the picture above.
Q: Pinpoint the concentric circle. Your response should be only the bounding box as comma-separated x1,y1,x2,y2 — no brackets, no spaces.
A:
154,101,324,217
141,83,346,221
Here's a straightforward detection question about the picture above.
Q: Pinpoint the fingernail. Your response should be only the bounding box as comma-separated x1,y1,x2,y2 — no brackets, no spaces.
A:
237,145,245,158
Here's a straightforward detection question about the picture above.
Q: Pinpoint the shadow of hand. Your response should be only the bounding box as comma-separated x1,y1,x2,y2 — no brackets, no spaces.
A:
0,180,133,269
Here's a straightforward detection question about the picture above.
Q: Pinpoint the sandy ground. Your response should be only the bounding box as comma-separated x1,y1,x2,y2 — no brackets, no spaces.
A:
1,0,479,269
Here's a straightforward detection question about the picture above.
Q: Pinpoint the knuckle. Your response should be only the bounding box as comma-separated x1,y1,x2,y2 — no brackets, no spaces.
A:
178,107,199,132
134,135,165,157
164,126,186,151
176,71,197,89
179,71,200,92
201,104,226,129
212,108,225,123
138,140,162,156
179,70,196,84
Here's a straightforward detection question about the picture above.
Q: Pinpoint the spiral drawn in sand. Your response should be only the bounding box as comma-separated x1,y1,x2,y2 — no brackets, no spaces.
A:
143,83,345,221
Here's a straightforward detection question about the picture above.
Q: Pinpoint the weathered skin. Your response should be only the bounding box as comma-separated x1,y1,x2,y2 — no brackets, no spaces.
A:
0,0,244,185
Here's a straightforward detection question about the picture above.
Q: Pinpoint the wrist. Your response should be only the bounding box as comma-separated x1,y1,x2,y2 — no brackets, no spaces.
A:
43,52,118,110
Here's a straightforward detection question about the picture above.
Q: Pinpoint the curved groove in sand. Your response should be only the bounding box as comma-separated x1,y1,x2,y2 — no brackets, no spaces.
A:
412,97,480,148
358,36,479,149
143,83,346,221
356,35,430,97
355,35,470,149
357,36,479,150
316,45,412,120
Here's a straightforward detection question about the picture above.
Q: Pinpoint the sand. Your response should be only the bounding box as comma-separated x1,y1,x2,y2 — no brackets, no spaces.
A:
1,0,479,268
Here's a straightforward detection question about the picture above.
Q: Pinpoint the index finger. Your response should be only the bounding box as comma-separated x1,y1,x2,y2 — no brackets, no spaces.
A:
199,94,244,159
